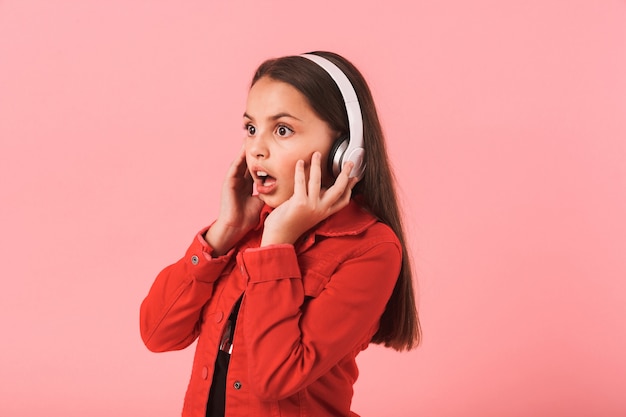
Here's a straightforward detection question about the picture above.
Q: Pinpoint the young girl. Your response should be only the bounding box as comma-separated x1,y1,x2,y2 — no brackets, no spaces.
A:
140,51,421,417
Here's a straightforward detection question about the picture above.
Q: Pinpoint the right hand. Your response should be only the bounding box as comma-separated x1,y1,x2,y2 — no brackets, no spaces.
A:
204,146,264,255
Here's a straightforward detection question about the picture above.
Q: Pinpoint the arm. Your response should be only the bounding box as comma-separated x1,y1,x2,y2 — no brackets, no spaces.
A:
240,230,401,400
139,229,234,352
140,147,263,352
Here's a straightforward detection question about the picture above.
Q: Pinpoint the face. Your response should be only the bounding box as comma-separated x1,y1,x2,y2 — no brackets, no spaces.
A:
244,76,337,208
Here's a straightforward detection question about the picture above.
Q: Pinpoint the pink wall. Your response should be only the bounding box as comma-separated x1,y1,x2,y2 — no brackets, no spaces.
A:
1,1,625,416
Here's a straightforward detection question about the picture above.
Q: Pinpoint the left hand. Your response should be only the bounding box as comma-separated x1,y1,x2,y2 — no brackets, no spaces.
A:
261,152,357,246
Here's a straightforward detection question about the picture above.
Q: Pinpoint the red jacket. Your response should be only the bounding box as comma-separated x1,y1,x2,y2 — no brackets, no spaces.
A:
140,200,401,417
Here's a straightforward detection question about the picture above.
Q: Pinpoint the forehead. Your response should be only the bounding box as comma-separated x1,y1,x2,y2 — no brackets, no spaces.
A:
246,77,313,117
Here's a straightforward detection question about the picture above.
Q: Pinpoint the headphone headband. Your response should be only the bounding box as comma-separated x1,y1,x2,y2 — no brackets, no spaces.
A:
300,53,366,180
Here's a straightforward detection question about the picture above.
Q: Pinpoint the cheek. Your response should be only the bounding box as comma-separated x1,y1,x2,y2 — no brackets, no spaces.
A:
320,150,334,179
244,155,254,174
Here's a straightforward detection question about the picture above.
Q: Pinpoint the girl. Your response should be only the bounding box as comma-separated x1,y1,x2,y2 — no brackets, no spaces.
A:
140,51,421,417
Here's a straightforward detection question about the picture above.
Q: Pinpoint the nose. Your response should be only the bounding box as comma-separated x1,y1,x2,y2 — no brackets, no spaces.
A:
246,129,270,159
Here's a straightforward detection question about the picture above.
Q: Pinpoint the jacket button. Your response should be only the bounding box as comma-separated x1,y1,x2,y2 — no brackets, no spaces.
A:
201,366,208,380
191,255,199,265
215,311,223,323
233,381,242,390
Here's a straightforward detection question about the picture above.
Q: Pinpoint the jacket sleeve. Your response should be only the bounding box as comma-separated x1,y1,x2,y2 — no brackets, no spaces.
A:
139,228,234,352
240,228,402,401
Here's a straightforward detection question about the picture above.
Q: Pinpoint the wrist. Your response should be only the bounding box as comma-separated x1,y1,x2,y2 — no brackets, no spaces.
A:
205,221,246,256
260,228,299,247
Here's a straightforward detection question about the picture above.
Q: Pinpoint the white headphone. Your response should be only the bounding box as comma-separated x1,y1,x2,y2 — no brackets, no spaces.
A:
300,54,366,181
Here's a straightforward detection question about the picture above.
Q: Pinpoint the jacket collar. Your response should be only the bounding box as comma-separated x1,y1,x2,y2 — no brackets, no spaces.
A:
315,199,378,237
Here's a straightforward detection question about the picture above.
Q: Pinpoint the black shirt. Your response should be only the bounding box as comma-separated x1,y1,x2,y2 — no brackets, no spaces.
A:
205,298,241,417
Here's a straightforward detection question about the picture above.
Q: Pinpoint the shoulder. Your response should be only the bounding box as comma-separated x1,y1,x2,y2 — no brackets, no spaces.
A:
309,200,401,258
298,202,402,297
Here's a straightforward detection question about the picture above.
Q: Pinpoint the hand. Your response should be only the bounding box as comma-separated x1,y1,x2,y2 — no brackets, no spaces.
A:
205,146,264,255
261,152,357,247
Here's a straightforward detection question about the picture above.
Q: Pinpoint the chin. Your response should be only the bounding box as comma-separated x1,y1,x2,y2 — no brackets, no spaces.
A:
258,194,286,209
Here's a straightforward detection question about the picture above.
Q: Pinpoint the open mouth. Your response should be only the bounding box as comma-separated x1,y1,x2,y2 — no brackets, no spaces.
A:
255,170,276,187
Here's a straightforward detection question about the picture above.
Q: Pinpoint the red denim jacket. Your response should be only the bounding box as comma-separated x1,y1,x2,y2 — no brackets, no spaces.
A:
140,200,401,417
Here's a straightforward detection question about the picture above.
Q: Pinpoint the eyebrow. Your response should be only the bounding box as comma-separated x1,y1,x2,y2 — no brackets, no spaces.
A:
243,112,302,122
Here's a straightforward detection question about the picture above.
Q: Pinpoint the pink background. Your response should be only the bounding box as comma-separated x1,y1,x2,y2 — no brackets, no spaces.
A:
1,1,625,416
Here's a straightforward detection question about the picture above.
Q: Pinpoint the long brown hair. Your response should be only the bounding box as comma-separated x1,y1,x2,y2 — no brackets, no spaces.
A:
251,51,421,351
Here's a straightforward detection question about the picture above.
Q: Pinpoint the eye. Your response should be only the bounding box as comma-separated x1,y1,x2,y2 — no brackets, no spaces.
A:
245,123,256,136
275,124,294,138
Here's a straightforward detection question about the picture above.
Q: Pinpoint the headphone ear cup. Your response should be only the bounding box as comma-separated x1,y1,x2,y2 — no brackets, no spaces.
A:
328,136,349,179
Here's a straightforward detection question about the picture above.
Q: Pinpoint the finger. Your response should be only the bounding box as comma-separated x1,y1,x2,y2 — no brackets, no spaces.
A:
293,159,306,197
321,161,353,204
341,160,355,177
336,160,354,189
307,152,322,200
229,145,249,178
337,177,357,206
327,176,357,215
